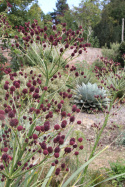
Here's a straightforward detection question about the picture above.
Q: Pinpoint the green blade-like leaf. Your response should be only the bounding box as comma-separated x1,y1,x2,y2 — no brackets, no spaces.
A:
41,166,55,187
91,173,125,187
61,146,109,187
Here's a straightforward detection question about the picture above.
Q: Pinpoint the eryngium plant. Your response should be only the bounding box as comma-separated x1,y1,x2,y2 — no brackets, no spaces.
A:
73,82,110,112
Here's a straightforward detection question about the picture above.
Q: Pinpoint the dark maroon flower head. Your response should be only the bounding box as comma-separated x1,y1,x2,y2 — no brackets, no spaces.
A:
4,84,9,90
33,80,36,86
49,35,54,42
40,141,46,149
8,111,15,118
70,138,75,144
51,163,55,166
72,105,77,112
27,82,31,88
22,88,28,94
36,109,40,114
35,126,41,131
77,121,81,124
76,108,80,113
65,147,71,153
70,116,75,123
10,118,18,127
30,31,34,36
62,23,66,27
79,145,84,150
76,30,79,34
43,86,48,91
33,93,39,99
30,86,35,92
36,36,40,40
54,152,59,158
3,147,8,152
60,48,63,53
35,88,39,93
16,43,19,48
43,150,48,155
23,116,27,120
78,137,83,142
81,72,84,75
71,53,75,57
10,86,15,93
56,137,61,144
65,43,69,49
61,163,65,168
48,146,53,153
14,81,20,88
0,110,5,115
79,25,82,29
54,124,60,130
2,153,9,162
79,50,82,54
61,111,66,118
54,146,60,153
14,35,18,39
17,126,23,131
61,120,67,128
52,25,56,30
32,134,38,139
57,103,62,109
44,121,50,131
74,151,79,156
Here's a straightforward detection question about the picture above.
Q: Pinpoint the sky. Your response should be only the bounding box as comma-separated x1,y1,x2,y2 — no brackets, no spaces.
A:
38,0,81,14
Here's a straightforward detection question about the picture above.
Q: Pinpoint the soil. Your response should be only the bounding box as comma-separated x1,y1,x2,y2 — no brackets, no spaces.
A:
73,104,125,169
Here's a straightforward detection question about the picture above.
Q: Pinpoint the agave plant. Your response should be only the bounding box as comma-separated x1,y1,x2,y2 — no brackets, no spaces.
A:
73,82,110,112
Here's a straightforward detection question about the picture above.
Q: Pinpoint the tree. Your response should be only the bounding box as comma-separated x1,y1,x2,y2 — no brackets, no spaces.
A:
50,0,69,24
0,0,37,28
56,10,78,30
55,0,69,16
94,0,125,47
72,0,101,42
27,3,44,26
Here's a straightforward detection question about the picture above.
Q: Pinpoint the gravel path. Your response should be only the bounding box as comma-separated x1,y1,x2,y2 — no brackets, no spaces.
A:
75,104,125,129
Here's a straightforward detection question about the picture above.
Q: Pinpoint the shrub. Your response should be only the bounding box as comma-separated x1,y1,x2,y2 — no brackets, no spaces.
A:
117,41,125,67
102,43,120,62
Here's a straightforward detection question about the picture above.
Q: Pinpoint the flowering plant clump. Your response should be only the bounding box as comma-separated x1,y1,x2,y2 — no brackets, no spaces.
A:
10,20,90,70
93,57,125,101
0,65,86,186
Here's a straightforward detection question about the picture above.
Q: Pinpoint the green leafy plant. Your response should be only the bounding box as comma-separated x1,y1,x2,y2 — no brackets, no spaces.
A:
117,41,125,67
109,160,125,186
102,43,120,62
100,69,125,100
73,82,110,112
